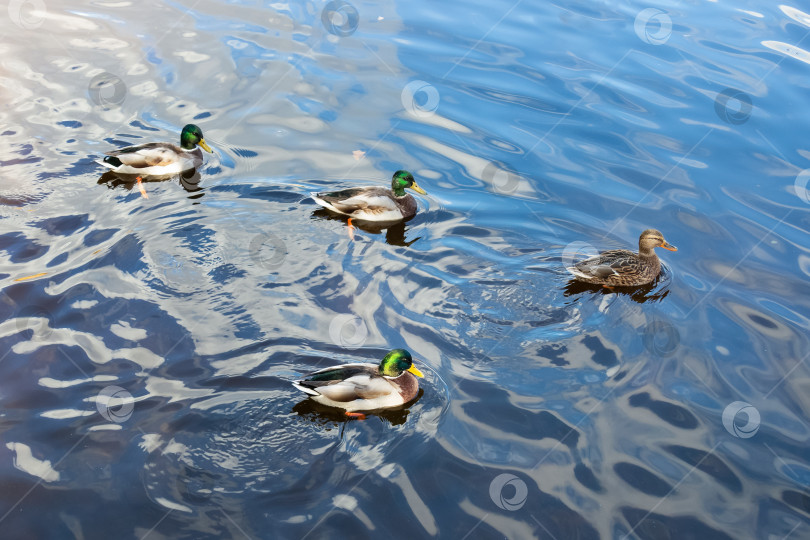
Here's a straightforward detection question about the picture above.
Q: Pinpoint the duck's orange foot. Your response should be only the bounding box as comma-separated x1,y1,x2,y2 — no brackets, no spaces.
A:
136,176,148,199
347,218,355,241
345,411,366,419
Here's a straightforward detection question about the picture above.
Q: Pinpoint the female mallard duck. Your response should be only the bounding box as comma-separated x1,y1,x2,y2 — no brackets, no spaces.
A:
98,124,212,177
292,349,424,413
567,229,677,287
310,170,427,222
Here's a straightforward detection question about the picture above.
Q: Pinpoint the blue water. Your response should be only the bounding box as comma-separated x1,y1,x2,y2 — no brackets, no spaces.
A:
2,0,810,538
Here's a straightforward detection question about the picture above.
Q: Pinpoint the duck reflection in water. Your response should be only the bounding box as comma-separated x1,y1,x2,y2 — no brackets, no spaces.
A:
311,208,421,247
563,275,671,303
98,167,205,198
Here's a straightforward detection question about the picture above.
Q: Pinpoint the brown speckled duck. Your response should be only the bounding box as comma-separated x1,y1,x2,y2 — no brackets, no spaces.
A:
292,349,424,414
567,229,677,287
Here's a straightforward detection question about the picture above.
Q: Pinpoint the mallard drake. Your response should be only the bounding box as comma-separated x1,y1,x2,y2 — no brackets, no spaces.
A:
98,124,212,177
292,349,424,413
567,229,677,287
310,170,427,222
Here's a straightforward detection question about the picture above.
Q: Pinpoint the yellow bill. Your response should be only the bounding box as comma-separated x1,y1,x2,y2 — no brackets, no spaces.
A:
198,138,213,153
408,364,424,378
410,181,427,195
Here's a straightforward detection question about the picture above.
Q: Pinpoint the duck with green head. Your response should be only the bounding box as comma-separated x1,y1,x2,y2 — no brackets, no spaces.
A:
98,124,213,177
310,170,427,222
292,349,425,412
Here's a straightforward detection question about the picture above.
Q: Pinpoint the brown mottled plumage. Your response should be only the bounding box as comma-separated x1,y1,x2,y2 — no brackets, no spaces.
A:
567,229,677,287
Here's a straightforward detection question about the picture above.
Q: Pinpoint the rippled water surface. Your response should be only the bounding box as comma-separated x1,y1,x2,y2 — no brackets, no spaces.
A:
2,0,810,538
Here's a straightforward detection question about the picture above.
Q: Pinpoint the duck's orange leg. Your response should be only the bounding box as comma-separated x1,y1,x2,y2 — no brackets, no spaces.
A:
347,218,355,240
345,411,366,419
136,176,148,199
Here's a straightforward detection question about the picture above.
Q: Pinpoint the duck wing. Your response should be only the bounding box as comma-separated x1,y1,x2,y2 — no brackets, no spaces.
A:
571,249,638,279
105,143,183,168
311,187,398,214
293,363,393,402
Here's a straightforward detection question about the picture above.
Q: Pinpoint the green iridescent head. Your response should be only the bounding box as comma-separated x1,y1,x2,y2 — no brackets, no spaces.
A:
379,349,424,378
391,170,427,197
180,124,213,152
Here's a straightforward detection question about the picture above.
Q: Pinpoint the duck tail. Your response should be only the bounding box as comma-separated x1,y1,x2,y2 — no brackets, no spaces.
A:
98,155,123,169
292,381,320,396
566,266,591,280
310,193,331,209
